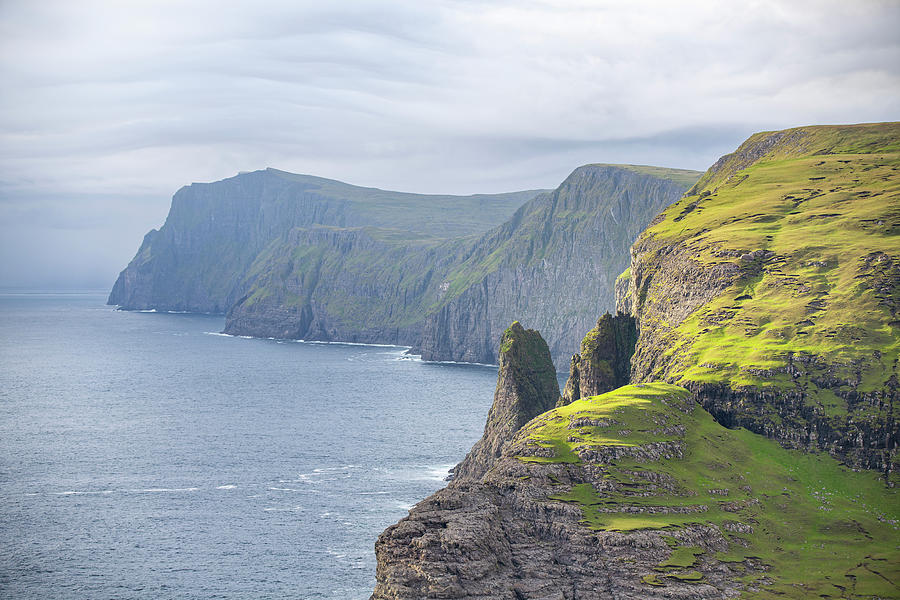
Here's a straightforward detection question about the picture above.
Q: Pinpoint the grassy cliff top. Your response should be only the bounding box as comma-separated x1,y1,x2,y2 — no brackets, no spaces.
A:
179,168,549,240
589,164,703,188
516,383,899,598
636,123,899,397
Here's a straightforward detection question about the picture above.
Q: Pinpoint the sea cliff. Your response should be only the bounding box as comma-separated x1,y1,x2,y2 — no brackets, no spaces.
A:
371,122,900,599
111,164,698,368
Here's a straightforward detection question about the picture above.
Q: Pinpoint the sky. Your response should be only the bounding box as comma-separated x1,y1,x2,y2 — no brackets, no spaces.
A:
1,0,898,290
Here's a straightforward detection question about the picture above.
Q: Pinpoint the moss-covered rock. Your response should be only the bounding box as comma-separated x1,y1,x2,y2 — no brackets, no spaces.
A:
452,322,560,482
562,312,637,405
373,383,899,599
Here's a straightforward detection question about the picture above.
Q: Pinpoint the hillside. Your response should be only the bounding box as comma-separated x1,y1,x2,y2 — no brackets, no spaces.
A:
372,122,900,598
108,168,543,313
374,383,898,599
417,164,697,365
618,122,900,475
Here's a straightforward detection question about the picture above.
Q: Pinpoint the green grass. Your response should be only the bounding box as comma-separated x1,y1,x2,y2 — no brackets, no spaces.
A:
625,124,899,465
519,383,899,598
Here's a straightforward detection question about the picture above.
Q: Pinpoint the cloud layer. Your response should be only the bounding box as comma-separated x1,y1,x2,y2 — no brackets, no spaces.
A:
1,0,898,288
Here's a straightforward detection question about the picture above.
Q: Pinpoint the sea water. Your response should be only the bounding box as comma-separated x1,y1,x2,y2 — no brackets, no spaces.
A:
0,293,508,599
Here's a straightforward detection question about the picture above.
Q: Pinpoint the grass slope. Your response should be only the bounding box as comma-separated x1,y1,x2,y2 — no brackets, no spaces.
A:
628,123,899,472
263,168,547,239
518,384,899,598
643,123,898,392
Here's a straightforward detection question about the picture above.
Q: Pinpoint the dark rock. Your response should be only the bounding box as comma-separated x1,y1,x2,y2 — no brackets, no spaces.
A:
452,322,560,483
561,312,637,404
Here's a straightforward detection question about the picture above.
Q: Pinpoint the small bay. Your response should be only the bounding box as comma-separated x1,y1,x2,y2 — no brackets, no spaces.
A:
0,293,503,599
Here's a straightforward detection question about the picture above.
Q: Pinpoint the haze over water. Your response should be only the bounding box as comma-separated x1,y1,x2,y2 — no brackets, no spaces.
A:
0,293,507,599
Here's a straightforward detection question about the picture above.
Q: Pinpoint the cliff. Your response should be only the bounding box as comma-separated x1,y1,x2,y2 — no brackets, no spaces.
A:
112,164,698,369
373,383,898,599
620,122,900,476
416,165,696,367
109,168,542,313
372,123,900,599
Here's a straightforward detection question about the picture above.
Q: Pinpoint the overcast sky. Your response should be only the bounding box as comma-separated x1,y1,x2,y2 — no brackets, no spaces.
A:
1,0,898,289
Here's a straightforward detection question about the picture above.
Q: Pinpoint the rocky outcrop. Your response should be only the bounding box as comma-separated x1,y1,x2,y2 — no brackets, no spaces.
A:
372,383,843,599
373,380,898,599
452,322,560,483
561,312,637,404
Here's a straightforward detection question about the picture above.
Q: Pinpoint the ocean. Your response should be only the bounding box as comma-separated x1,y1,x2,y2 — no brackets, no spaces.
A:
0,292,509,599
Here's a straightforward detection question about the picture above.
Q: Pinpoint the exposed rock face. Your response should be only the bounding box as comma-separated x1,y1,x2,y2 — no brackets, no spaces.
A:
111,164,698,369
561,312,637,404
416,165,697,367
452,322,560,483
372,385,765,600
619,123,900,474
109,168,542,313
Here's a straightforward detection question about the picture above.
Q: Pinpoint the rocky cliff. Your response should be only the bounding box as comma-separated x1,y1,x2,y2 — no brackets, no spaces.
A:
561,312,637,405
619,123,900,476
416,165,697,367
372,123,900,599
112,164,698,369
373,382,898,599
109,168,542,313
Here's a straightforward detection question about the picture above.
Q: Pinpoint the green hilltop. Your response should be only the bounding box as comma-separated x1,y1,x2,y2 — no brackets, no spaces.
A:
621,122,899,475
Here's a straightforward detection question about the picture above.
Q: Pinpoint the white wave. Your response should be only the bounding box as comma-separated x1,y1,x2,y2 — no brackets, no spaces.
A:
216,484,237,490
263,505,303,512
395,502,414,511
55,490,114,495
204,332,232,337
129,487,199,493
304,340,409,349
424,359,499,368
137,309,157,313
268,487,299,492
422,463,455,481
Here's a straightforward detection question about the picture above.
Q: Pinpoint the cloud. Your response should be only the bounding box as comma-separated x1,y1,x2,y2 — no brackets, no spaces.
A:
0,0,898,288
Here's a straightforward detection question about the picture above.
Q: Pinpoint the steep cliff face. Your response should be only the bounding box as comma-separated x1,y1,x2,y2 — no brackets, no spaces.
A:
373,383,898,599
222,226,468,345
562,312,637,405
111,164,697,368
109,168,541,312
620,123,900,475
220,164,698,367
372,123,900,599
417,165,698,367
452,322,560,482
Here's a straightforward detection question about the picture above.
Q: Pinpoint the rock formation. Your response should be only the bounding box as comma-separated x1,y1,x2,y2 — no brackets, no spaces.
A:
452,322,560,483
373,382,898,599
561,312,637,405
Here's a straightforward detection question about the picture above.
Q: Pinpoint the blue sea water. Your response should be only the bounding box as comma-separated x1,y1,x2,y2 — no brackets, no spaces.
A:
0,293,510,599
